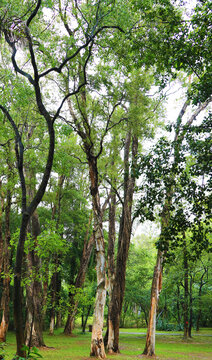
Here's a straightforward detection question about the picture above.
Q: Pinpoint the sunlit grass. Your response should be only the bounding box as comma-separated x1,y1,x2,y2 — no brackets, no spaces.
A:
3,328,212,360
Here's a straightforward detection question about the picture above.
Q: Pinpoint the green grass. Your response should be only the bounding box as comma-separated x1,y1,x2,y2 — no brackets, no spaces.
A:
3,328,212,360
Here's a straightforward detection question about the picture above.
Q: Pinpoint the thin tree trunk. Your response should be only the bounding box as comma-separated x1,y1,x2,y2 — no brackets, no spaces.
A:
196,268,207,331
177,284,181,326
49,175,65,335
183,242,189,339
82,305,92,333
107,133,138,354
106,191,116,353
188,275,192,338
143,251,163,356
0,185,11,343
64,214,94,335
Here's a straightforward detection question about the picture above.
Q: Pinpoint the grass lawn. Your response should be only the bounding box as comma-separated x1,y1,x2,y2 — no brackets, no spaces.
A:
3,328,212,360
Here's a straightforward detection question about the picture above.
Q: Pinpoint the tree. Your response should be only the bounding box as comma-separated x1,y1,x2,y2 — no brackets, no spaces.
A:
0,0,122,355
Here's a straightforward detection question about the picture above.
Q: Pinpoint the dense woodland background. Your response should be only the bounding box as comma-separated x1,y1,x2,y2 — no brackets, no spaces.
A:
0,0,211,359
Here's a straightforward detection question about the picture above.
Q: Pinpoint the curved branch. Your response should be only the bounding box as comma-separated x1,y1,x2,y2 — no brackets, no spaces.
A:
26,0,42,27
53,41,94,121
0,105,27,212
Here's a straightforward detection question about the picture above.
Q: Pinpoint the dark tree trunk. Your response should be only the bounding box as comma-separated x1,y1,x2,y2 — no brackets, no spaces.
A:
25,212,45,347
196,268,207,331
64,219,94,335
107,133,138,353
49,265,59,335
49,174,65,335
14,214,30,357
177,284,181,326
183,243,189,339
82,305,92,333
188,275,192,338
0,186,11,343
106,190,116,353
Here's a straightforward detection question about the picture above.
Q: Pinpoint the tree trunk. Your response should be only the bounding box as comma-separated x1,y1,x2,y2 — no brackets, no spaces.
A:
25,212,45,347
106,191,116,354
176,284,181,326
0,186,11,343
88,156,106,359
64,218,94,335
143,251,163,356
196,268,207,331
49,270,57,335
82,305,92,333
107,133,138,354
188,275,192,338
183,243,189,339
14,214,30,357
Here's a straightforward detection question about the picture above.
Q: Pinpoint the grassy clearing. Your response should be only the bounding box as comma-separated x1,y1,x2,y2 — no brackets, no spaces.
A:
3,328,212,360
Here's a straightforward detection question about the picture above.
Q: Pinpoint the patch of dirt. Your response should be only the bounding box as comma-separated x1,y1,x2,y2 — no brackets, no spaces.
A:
137,355,159,359
39,346,56,350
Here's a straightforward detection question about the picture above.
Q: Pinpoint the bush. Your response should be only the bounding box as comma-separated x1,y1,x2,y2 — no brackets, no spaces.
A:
156,319,176,331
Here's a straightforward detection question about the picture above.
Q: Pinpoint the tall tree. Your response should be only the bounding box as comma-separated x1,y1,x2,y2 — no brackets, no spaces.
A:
0,0,117,354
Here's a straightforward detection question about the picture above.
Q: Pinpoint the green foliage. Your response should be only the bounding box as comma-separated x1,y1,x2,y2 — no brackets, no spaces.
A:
13,346,43,360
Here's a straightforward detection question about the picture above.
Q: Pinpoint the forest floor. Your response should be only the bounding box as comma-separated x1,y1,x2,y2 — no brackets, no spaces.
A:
3,328,212,360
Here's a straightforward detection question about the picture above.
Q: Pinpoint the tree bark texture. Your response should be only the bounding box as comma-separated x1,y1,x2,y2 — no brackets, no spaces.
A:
13,118,55,357
107,133,138,353
143,251,163,356
25,212,45,347
88,156,106,359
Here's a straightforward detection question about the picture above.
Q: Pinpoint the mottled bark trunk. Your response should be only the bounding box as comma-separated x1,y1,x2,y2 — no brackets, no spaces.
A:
143,251,163,356
88,157,106,359
107,133,138,354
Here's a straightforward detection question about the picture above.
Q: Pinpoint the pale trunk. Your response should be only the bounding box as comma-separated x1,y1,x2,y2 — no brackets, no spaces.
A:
89,157,106,359
143,251,163,356
90,216,106,359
